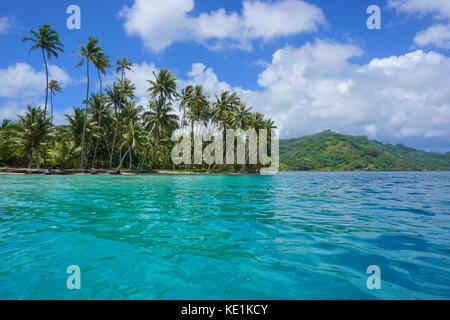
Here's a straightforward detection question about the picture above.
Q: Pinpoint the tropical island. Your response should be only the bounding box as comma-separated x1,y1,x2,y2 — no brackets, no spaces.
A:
280,130,450,171
0,25,276,174
1,25,449,174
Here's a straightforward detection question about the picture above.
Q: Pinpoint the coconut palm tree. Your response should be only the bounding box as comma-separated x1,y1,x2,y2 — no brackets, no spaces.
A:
116,57,133,86
185,86,210,139
94,52,111,95
22,25,64,119
179,85,194,129
15,106,52,168
143,98,179,169
147,69,178,103
230,102,252,130
65,108,86,148
212,91,240,131
48,79,62,125
1,119,12,130
87,93,110,167
105,79,136,169
75,37,103,168
48,140,79,169
212,91,240,167
116,102,146,171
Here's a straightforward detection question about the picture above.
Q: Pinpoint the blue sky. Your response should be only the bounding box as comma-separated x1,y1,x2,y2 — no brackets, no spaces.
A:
1,0,450,151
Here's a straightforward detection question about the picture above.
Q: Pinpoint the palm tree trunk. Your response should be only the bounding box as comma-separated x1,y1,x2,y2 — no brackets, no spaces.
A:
116,146,130,171
93,138,99,168
36,150,41,169
42,48,49,118
80,60,90,169
109,104,118,170
50,92,53,125
28,150,33,168
129,151,132,170
141,146,150,170
98,68,102,95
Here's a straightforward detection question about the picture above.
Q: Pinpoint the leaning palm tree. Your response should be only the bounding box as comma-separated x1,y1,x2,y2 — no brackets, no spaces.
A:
22,25,64,118
75,37,103,168
15,106,52,168
48,79,62,125
147,69,178,104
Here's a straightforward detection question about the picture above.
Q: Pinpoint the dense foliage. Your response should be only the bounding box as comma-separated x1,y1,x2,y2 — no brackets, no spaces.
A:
0,25,275,172
280,130,450,171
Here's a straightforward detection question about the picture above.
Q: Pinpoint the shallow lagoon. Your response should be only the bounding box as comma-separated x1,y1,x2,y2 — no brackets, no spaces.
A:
1,172,449,299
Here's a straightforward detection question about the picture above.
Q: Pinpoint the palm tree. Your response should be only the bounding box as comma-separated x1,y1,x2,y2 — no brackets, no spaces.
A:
179,85,194,129
212,91,240,131
186,86,210,139
212,91,240,167
94,52,111,95
87,93,110,167
15,106,52,168
48,79,62,125
22,25,64,118
48,140,79,169
65,108,86,148
1,119,12,130
75,37,103,168
106,79,135,169
143,99,179,169
230,102,252,130
116,57,133,87
147,69,178,103
116,102,145,171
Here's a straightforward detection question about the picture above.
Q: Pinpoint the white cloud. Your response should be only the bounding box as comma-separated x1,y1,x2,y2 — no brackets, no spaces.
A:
390,0,450,50
183,63,232,95
414,24,450,49
119,0,325,52
81,41,450,149
182,41,450,148
389,0,450,19
0,63,72,120
0,63,71,99
0,17,13,35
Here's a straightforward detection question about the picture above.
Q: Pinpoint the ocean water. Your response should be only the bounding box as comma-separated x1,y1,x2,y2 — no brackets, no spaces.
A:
0,172,449,300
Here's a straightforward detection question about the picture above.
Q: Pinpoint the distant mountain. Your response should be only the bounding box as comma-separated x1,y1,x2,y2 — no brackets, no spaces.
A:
279,130,450,171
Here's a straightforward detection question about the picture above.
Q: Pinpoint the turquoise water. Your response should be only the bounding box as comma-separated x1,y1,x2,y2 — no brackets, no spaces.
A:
0,172,450,299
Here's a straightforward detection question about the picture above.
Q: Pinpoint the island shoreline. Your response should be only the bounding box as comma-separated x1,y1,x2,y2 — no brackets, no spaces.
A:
0,167,260,175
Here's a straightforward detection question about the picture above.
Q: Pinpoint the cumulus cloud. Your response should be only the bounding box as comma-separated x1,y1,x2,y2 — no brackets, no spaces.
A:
0,62,72,120
0,17,13,35
119,0,325,51
118,40,450,148
182,41,450,149
390,0,450,50
414,24,450,49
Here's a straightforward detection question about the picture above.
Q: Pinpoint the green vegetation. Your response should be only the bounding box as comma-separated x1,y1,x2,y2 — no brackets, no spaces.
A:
280,130,450,171
0,25,275,173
